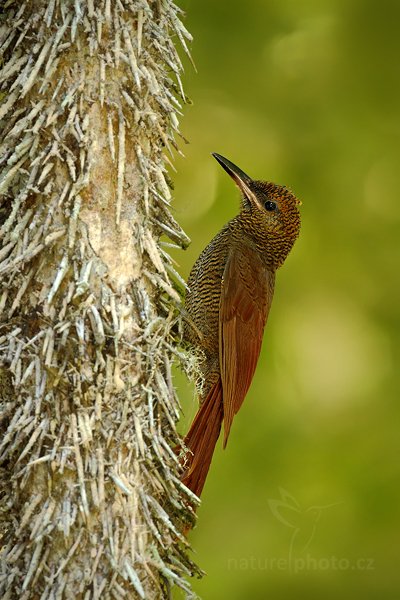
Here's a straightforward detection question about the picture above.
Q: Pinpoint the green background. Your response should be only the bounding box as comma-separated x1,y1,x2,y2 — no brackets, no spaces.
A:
171,0,400,598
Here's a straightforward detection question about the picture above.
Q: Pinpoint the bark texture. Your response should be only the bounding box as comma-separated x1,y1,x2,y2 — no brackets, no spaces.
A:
0,1,199,598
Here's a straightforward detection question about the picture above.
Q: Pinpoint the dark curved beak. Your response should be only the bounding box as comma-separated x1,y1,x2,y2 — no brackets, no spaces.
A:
212,153,252,183
212,153,257,204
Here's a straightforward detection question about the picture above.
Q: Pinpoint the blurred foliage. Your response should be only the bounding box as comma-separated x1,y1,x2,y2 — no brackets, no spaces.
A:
171,0,400,598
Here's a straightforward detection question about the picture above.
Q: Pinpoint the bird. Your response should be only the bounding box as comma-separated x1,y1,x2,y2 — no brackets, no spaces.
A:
267,488,340,561
181,153,301,500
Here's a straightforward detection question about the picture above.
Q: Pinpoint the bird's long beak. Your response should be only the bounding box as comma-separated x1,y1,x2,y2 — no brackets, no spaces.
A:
212,153,257,204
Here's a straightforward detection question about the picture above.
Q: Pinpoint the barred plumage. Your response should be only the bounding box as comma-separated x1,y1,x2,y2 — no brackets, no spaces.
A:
181,153,301,503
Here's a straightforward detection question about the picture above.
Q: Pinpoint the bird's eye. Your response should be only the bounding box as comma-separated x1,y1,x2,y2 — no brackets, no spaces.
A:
264,200,277,211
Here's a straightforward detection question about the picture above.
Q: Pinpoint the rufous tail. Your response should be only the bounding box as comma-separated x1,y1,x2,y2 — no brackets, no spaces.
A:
181,378,223,498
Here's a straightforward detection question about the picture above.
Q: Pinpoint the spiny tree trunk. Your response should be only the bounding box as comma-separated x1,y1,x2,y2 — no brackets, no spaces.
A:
0,2,200,598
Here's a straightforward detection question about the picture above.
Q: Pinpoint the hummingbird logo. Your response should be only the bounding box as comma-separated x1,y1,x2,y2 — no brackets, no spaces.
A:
268,488,340,567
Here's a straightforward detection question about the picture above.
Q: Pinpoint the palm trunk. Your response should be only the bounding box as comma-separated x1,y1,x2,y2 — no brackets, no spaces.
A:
0,1,199,598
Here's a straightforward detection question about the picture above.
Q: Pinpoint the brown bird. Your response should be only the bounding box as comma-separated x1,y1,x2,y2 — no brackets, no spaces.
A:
181,153,301,500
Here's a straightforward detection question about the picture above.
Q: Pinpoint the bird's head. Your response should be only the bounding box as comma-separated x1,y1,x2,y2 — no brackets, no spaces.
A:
212,152,301,267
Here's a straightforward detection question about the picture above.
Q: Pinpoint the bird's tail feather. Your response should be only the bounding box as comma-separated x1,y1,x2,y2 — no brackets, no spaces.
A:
181,378,223,498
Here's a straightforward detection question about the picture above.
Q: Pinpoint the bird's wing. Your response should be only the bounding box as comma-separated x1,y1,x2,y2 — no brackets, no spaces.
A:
219,244,275,447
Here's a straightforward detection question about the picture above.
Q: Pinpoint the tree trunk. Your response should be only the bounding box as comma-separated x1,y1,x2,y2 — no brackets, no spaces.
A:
0,1,199,598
